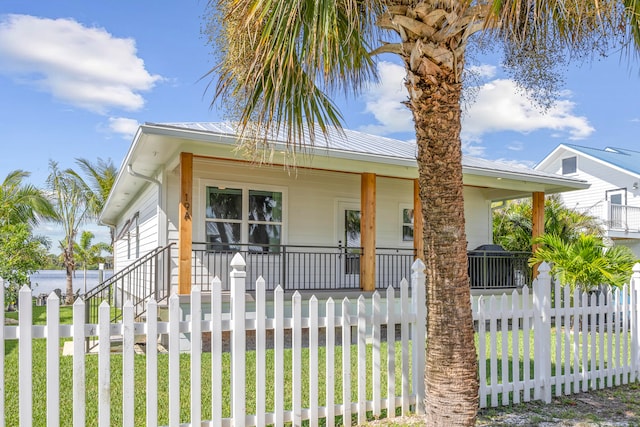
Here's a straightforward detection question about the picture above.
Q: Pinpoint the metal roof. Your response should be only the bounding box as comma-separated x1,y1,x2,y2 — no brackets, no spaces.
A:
561,144,640,176
100,122,589,225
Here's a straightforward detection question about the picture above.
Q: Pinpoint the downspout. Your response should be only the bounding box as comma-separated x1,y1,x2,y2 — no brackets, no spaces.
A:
127,164,167,248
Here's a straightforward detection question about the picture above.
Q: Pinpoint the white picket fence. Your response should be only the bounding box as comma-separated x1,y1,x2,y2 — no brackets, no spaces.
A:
0,254,427,427
4,257,640,426
476,262,640,408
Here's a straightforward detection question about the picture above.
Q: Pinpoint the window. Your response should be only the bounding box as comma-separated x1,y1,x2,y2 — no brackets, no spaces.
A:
402,208,414,241
205,186,282,252
562,157,577,175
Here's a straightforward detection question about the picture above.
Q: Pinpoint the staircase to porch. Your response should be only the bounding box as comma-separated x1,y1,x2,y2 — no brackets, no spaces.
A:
83,243,174,352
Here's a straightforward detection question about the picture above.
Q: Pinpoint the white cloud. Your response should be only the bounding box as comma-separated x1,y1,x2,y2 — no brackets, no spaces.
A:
0,14,162,113
507,141,524,151
466,64,497,79
108,117,139,139
461,79,594,142
358,61,413,135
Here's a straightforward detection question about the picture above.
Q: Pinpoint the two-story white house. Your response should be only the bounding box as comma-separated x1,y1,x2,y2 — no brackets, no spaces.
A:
536,144,640,255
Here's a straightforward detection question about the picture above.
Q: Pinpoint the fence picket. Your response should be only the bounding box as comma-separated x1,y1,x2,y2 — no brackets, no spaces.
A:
168,293,180,427
309,295,319,427
146,298,158,427
372,291,381,417
98,301,111,427
598,290,606,389
191,285,202,426
554,278,562,397
46,292,60,427
386,285,396,418
477,296,487,408
231,255,247,427
293,291,302,427
274,285,284,427
589,293,597,391
255,277,266,427
501,293,509,406
211,277,223,427
623,285,630,384
72,297,85,427
563,284,571,395
607,288,614,388
511,289,520,405
19,286,32,427
357,295,366,425
411,258,426,415
122,300,134,427
522,285,531,402
326,297,335,427
489,295,498,407
341,297,351,424
400,279,409,416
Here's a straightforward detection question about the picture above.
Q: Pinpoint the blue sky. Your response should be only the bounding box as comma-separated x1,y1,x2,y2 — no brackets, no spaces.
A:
1,1,640,248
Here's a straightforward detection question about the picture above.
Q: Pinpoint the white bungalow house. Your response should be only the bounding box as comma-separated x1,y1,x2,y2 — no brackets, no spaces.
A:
536,144,640,256
94,122,587,321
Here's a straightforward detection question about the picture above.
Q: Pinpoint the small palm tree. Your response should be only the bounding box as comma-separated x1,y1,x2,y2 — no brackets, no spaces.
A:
74,230,111,294
70,158,118,243
47,161,91,304
530,234,637,292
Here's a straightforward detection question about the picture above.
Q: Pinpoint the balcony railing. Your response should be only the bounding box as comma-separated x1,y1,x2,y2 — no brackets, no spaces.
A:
190,242,529,291
581,202,640,233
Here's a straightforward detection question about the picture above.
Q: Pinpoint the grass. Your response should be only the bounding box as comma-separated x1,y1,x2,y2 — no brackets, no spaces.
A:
4,306,410,426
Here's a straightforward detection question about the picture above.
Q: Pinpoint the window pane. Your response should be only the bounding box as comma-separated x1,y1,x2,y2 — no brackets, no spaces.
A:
403,225,414,241
562,157,577,175
249,190,282,222
403,208,414,225
249,224,281,252
206,221,241,250
207,187,242,219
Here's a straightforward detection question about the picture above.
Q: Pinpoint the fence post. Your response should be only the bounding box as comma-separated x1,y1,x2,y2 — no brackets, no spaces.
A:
533,262,552,403
230,253,247,427
411,258,426,415
631,263,640,381
19,285,32,427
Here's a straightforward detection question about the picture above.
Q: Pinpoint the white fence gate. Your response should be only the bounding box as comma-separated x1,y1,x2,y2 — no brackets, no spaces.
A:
476,262,640,408
0,254,426,427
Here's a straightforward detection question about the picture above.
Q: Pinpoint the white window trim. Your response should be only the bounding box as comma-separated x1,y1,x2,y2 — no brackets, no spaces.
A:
399,203,415,246
197,179,288,245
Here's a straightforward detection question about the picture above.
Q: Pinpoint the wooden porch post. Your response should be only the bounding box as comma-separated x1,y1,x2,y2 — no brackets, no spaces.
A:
532,191,545,278
178,152,193,294
413,179,424,260
361,173,376,291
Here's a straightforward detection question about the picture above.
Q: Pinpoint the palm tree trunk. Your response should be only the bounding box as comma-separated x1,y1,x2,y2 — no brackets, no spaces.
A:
65,241,74,305
407,64,479,425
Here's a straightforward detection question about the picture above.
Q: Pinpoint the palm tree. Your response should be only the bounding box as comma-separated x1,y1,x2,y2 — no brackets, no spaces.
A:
494,195,602,252
74,230,111,294
530,233,637,292
0,170,56,227
46,161,91,304
207,2,640,424
70,158,118,243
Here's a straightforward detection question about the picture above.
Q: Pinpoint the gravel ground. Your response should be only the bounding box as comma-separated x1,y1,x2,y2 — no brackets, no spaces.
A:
366,383,640,426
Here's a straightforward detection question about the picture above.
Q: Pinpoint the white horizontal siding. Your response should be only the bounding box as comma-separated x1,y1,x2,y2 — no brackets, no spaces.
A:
113,183,159,271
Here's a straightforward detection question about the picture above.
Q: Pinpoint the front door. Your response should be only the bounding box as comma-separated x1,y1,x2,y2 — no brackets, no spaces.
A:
607,189,626,229
338,202,361,287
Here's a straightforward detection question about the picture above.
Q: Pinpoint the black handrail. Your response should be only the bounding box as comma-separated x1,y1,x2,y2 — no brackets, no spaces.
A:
84,243,175,326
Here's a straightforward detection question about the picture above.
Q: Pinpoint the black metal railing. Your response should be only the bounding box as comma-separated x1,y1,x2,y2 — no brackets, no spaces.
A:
191,242,417,291
84,243,175,328
468,250,531,289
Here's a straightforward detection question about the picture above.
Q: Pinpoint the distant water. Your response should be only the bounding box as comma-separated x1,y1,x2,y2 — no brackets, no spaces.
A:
29,269,114,296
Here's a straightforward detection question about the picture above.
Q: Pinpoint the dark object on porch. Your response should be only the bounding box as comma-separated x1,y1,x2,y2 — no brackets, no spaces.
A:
468,244,518,289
